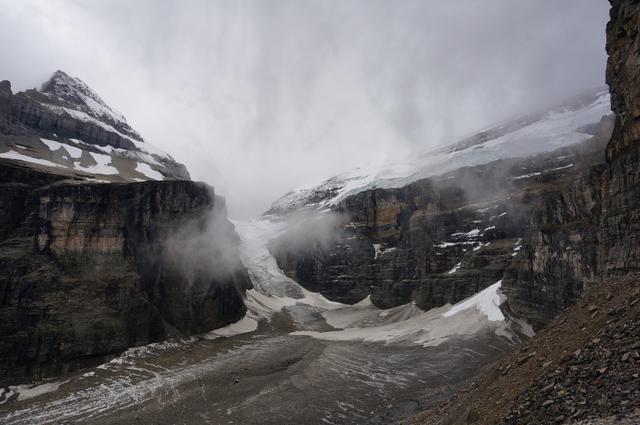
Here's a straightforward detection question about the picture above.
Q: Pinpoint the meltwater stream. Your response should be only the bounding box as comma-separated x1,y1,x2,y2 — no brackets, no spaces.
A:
0,219,530,425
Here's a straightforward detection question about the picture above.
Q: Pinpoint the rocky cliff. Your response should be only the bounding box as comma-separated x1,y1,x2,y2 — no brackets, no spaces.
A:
0,159,251,385
270,100,613,324
500,0,640,328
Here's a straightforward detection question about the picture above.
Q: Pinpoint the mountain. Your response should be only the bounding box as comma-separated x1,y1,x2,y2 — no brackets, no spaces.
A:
266,86,614,330
266,88,611,216
0,70,189,181
0,72,251,385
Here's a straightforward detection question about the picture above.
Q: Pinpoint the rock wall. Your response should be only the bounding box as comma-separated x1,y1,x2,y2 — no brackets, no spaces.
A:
601,0,640,274
0,161,251,384
501,0,640,328
271,138,608,313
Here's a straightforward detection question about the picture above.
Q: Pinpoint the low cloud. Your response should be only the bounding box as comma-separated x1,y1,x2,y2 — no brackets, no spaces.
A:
0,0,610,218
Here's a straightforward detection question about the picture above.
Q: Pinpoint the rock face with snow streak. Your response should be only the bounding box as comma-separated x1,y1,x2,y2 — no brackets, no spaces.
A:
0,160,251,385
0,71,188,181
269,92,614,318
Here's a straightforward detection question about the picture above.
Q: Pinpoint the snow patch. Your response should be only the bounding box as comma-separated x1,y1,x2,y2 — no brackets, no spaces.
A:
0,380,70,405
447,262,462,274
135,162,164,180
74,152,118,175
40,138,83,159
0,150,65,169
550,163,574,171
514,171,542,180
442,280,505,321
207,317,258,338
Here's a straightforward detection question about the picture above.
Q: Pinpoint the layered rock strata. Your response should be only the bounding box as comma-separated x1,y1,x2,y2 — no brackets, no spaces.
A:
0,161,251,384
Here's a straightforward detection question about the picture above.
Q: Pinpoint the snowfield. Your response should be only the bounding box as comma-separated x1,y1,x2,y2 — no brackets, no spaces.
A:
0,149,65,169
268,89,611,214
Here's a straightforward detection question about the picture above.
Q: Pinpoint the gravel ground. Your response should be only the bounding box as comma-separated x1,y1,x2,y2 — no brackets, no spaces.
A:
412,275,640,425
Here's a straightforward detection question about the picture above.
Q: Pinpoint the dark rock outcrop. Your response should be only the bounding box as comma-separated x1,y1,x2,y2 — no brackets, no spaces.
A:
501,0,640,328
0,161,251,385
0,80,11,114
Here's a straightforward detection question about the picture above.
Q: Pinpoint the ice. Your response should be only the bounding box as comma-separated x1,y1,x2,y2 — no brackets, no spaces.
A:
231,218,529,348
291,280,524,347
229,218,345,329
268,90,611,214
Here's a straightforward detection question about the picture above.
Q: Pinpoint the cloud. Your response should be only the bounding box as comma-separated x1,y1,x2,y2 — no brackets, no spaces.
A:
0,0,609,218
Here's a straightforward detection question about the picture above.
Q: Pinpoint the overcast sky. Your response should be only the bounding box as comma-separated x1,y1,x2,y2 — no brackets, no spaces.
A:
0,0,610,218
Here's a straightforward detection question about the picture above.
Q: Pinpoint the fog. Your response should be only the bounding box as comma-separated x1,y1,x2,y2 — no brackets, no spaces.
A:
0,0,609,218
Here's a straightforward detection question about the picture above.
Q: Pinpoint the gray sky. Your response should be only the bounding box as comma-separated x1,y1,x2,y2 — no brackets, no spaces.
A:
0,0,610,218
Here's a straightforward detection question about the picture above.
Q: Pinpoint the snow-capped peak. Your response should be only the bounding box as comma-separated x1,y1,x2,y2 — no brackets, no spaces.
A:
30,70,175,162
41,70,135,137
0,71,190,181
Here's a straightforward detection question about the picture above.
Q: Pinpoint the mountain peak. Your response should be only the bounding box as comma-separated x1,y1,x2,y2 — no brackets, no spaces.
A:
0,70,190,180
40,70,129,129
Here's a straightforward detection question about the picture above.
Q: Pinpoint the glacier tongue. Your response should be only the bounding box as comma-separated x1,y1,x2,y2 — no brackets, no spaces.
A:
221,217,532,347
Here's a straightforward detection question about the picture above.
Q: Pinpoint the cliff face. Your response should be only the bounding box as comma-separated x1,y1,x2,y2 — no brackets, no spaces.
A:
602,0,640,273
606,1,640,162
271,133,610,314
0,161,251,384
500,0,640,328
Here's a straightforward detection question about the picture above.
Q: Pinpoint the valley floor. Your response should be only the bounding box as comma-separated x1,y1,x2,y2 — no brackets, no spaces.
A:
0,219,526,424
0,316,513,425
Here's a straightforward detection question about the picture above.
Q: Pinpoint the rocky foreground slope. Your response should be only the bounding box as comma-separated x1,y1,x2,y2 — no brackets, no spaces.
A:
0,73,251,385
